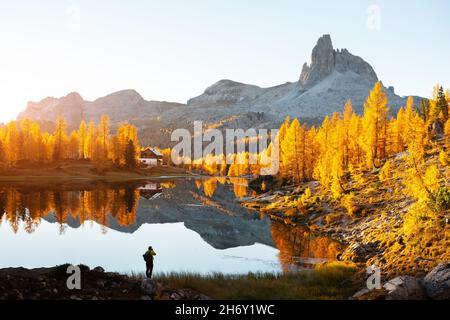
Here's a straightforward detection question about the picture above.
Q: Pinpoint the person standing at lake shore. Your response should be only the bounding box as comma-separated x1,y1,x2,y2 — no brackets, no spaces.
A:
143,246,157,278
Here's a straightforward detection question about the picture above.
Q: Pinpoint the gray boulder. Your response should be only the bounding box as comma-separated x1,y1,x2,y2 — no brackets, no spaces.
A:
141,279,162,296
383,276,426,300
93,266,105,273
423,262,450,300
351,288,370,299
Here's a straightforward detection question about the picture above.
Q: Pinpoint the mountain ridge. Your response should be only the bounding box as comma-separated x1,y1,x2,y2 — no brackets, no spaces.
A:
17,34,421,146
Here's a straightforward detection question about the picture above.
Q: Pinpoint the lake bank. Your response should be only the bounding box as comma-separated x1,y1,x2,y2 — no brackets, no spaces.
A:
2,261,449,300
0,160,193,183
0,262,360,300
0,264,208,300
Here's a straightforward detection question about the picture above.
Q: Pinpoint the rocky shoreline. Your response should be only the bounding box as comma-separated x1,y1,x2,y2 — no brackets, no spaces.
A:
240,178,450,300
0,262,448,300
352,262,450,300
242,172,450,273
0,265,209,301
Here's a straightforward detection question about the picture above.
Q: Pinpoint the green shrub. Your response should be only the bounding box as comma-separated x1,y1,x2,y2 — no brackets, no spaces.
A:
431,187,450,212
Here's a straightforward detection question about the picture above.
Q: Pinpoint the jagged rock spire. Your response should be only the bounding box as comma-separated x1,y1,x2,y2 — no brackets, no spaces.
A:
299,34,378,89
299,35,335,88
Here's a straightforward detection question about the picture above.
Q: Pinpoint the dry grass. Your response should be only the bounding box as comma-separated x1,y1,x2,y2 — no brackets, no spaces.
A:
133,262,359,300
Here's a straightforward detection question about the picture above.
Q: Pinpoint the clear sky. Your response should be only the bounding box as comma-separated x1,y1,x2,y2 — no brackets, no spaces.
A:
0,0,448,122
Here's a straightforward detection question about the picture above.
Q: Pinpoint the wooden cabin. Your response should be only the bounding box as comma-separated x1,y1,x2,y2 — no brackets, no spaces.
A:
139,183,163,200
139,147,163,167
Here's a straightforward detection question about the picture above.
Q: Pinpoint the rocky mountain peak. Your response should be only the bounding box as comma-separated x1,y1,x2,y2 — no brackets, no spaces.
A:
187,80,261,107
59,92,84,106
299,34,335,88
64,92,83,101
299,34,378,88
18,92,84,125
92,89,144,106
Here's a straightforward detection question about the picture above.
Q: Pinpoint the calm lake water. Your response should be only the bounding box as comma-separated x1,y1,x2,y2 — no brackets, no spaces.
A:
0,178,340,275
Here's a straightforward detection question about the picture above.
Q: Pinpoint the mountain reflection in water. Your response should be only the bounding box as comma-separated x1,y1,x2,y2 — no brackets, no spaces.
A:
0,178,339,274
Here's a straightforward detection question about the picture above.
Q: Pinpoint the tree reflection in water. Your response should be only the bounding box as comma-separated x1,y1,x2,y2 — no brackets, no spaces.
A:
0,184,147,234
0,178,254,234
1,179,341,272
194,177,341,271
196,177,256,199
270,221,343,272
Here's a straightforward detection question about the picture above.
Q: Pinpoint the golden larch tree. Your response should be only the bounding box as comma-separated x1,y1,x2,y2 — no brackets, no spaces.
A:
361,82,390,169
